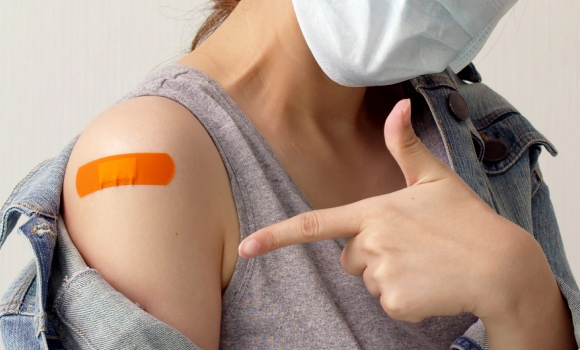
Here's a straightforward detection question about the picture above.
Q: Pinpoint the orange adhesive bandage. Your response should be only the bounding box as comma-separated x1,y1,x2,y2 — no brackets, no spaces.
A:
76,153,175,198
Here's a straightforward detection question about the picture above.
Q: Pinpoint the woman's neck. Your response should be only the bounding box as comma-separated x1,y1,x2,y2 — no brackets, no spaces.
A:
178,0,407,209
178,0,388,141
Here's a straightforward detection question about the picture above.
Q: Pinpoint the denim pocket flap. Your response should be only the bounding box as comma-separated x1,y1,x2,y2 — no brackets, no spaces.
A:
473,109,557,175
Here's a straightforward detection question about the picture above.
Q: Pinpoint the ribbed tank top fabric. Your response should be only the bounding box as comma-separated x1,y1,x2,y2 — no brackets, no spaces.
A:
118,64,477,349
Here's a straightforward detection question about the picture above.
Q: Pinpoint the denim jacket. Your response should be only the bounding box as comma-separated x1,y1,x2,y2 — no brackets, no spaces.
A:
1,63,579,349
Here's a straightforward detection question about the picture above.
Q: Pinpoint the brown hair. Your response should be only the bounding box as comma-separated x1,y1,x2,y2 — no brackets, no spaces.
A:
191,0,241,51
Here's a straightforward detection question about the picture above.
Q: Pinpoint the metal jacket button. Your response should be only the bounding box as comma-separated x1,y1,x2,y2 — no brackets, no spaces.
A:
483,138,510,162
448,92,469,121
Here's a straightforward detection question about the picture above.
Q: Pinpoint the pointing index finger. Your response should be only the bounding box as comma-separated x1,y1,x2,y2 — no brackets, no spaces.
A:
239,201,366,258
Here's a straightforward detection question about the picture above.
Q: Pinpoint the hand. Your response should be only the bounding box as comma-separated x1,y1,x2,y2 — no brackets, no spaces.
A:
239,99,555,325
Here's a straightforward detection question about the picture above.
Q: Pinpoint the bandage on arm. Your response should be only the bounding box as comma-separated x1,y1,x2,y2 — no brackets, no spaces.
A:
75,153,175,198
61,96,240,349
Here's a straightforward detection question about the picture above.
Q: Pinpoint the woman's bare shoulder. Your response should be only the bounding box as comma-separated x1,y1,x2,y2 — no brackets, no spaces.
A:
62,95,239,349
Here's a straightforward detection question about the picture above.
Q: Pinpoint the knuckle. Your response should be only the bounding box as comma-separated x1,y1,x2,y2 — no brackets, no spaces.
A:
362,269,381,297
359,231,394,258
371,264,388,282
299,211,322,240
403,134,426,156
360,234,381,255
339,252,346,268
340,254,364,276
265,228,279,250
339,250,352,272
380,290,412,321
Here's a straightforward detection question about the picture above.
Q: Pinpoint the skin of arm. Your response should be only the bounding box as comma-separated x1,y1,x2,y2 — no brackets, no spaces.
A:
62,96,240,350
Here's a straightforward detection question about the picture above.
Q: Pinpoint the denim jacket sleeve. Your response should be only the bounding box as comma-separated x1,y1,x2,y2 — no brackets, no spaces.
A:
531,166,580,345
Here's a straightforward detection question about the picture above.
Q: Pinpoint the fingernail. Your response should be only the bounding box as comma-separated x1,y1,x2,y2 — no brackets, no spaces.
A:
239,239,260,258
402,99,412,126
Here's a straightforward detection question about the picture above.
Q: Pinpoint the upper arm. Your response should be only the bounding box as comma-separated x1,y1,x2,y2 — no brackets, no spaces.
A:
62,96,239,349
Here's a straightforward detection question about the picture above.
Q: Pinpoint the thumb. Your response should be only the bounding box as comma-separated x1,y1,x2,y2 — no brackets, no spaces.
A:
384,99,449,186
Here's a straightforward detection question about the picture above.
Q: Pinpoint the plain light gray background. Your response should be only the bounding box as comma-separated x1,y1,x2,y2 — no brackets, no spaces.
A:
0,0,578,348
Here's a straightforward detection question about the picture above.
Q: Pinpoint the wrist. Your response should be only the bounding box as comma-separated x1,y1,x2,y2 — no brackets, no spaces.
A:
480,277,575,349
473,217,546,317
477,227,575,349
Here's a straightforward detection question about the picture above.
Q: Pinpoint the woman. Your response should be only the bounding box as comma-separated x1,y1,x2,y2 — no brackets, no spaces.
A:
0,0,578,349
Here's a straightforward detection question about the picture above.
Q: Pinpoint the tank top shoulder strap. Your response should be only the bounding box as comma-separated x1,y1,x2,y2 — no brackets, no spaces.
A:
118,64,312,238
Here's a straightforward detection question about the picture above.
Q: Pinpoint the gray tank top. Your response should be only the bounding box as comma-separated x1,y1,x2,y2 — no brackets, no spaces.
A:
120,64,477,349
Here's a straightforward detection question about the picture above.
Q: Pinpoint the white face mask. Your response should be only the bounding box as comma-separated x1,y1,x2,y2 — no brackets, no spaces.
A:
292,0,517,87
